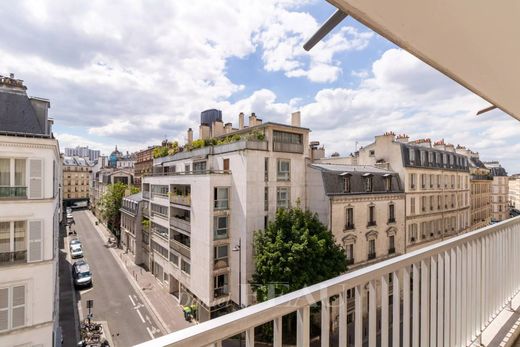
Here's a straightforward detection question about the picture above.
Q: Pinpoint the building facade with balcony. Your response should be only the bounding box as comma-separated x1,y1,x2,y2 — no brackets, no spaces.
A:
307,163,405,269
509,175,520,209
120,192,145,265
484,161,509,222
142,111,310,321
354,134,471,251
0,75,62,346
62,155,92,206
134,147,155,185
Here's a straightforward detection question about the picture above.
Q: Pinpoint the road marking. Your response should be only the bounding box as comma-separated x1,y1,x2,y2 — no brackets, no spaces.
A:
146,326,155,339
146,315,152,324
128,294,136,306
136,307,146,323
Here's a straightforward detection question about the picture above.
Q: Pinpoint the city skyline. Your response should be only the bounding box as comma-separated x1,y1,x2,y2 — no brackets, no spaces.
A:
0,1,519,173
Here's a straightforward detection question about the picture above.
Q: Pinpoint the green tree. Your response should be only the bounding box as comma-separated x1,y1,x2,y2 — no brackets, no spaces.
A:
153,146,169,158
252,205,347,302
99,182,127,240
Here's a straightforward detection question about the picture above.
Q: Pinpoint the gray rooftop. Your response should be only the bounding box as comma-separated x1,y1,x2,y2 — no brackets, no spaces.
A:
0,90,46,135
124,192,143,202
311,163,393,174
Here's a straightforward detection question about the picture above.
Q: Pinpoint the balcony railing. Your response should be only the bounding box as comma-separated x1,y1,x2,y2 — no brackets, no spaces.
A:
273,141,304,154
137,217,520,347
170,194,191,206
170,217,191,233
0,186,27,199
0,251,27,266
170,239,190,259
213,285,229,298
367,252,376,260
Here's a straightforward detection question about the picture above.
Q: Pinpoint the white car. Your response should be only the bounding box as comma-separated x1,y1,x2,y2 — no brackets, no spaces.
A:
70,244,83,259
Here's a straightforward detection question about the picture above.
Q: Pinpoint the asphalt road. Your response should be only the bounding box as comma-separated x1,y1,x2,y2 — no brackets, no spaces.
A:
72,210,161,346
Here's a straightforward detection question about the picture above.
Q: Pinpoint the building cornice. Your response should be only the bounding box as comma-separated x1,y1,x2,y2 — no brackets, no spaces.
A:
331,194,404,203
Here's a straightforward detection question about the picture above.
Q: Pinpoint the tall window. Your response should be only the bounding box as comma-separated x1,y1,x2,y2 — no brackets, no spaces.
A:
364,176,373,192
389,235,395,253
409,174,416,189
409,224,418,242
344,176,351,193
181,259,191,274
384,176,391,191
214,216,228,240
264,158,269,181
345,244,354,263
421,174,426,189
214,245,229,268
409,149,415,163
430,196,434,210
193,161,207,173
0,221,27,260
345,208,354,229
410,198,416,215
388,204,395,223
223,158,230,172
276,187,290,209
421,196,427,212
264,187,269,211
277,159,290,181
368,205,376,226
0,285,26,331
0,159,9,186
214,187,229,210
420,151,426,165
368,239,376,259
214,274,229,296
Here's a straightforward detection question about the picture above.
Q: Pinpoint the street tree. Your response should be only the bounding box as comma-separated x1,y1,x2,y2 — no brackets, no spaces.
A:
99,182,128,239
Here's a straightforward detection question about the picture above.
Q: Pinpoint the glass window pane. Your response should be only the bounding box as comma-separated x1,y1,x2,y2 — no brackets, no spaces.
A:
0,159,9,186
14,222,25,252
0,222,10,253
14,160,25,186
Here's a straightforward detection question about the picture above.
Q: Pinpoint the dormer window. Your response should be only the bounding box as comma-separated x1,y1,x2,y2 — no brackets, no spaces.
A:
340,172,351,193
409,148,415,164
363,173,373,192
383,174,392,191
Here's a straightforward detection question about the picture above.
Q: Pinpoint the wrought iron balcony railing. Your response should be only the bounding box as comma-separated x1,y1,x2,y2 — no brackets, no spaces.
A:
0,186,27,199
0,250,27,266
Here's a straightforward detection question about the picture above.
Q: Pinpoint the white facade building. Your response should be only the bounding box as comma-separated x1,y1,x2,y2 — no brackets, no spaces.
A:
64,146,100,161
0,75,61,346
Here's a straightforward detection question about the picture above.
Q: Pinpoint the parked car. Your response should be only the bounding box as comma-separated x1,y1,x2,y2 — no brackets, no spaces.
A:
70,244,83,259
72,259,92,288
70,238,81,247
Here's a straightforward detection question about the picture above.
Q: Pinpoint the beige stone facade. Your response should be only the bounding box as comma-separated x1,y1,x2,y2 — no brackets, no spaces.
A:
509,176,520,209
62,156,92,203
484,161,509,221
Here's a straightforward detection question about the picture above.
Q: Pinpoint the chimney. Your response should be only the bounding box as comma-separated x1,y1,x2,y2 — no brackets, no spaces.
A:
239,112,244,129
395,134,409,143
187,128,193,145
224,123,233,134
199,124,210,140
291,111,301,127
249,113,257,127
211,121,224,137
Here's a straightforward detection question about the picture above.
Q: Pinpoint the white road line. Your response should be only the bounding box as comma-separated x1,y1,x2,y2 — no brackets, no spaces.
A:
128,294,136,306
146,326,155,339
136,307,146,323
146,315,152,324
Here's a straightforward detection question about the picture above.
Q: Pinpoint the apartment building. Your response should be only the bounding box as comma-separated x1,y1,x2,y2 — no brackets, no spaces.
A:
120,193,145,265
455,147,492,230
64,146,100,161
355,134,471,250
0,75,61,346
484,161,509,221
142,111,309,321
307,163,405,268
90,168,134,219
509,175,520,209
134,147,155,185
62,156,92,206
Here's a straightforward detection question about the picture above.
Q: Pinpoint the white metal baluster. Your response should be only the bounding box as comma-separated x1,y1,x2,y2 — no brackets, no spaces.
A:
482,236,488,329
474,239,479,339
438,253,444,347
273,317,282,347
461,243,468,345
451,247,458,346
338,292,346,347
445,250,452,347
369,280,376,346
381,275,389,347
207,341,223,347
430,255,437,347
420,259,430,347
355,285,363,347
456,245,462,346
393,270,401,347
403,266,411,347
322,298,331,347
245,327,255,347
413,263,420,347
297,306,310,347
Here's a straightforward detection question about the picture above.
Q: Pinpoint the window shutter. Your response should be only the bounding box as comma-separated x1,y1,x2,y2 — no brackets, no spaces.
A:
29,159,43,199
28,221,42,262
0,288,8,331
11,286,25,328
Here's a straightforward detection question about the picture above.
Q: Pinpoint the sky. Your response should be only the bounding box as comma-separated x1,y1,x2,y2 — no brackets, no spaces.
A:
1,0,518,172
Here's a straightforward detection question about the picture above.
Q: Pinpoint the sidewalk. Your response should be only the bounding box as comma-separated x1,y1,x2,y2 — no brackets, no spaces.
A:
85,211,193,334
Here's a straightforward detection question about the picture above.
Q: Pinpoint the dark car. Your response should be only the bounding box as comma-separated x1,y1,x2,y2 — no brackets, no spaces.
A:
72,259,92,288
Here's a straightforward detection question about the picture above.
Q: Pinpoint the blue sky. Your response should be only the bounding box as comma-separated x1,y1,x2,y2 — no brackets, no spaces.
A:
0,0,518,172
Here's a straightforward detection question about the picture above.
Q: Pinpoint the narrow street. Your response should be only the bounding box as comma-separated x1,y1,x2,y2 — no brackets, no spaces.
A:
72,210,162,346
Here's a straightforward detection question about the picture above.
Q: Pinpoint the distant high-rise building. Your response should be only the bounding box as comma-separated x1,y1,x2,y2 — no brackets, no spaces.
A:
200,109,222,125
64,146,100,161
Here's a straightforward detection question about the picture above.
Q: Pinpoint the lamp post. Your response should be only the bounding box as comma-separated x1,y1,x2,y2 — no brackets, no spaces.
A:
232,238,242,346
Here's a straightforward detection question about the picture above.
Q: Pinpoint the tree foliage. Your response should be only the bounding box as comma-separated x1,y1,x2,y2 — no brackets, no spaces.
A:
99,182,128,236
252,206,348,302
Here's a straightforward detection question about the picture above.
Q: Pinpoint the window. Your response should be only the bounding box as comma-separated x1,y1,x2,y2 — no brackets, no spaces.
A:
264,158,269,182
0,159,10,186
169,252,179,266
151,185,168,197
214,245,228,268
364,176,373,192
451,175,455,188
389,235,395,254
214,274,229,297
277,159,290,181
345,208,354,229
214,187,229,210
421,196,427,212
430,196,434,210
409,224,418,243
344,176,351,193
421,174,426,189
388,204,395,223
181,259,191,274
273,131,302,144
193,161,207,173
223,159,230,172
184,164,190,172
0,221,27,262
0,285,25,331
410,174,416,189
428,152,434,164
151,241,168,258
369,150,375,157
214,216,228,240
368,240,376,259
410,198,416,215
368,205,376,226
384,176,391,191
409,149,415,164
345,244,354,264
420,151,426,165
151,203,168,218
276,187,290,209
437,175,441,188
264,187,269,211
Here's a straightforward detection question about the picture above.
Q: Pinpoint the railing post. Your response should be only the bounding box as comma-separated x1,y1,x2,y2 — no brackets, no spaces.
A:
420,259,430,346
368,280,376,346
412,263,420,347
392,270,400,347
354,285,363,347
437,253,444,345
297,306,310,347
430,255,437,347
403,267,410,347
273,317,282,347
381,275,389,347
245,327,255,347
338,292,346,347
322,297,331,347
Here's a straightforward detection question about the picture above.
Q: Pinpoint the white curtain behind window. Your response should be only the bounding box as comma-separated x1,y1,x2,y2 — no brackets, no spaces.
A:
14,159,25,186
0,159,9,186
